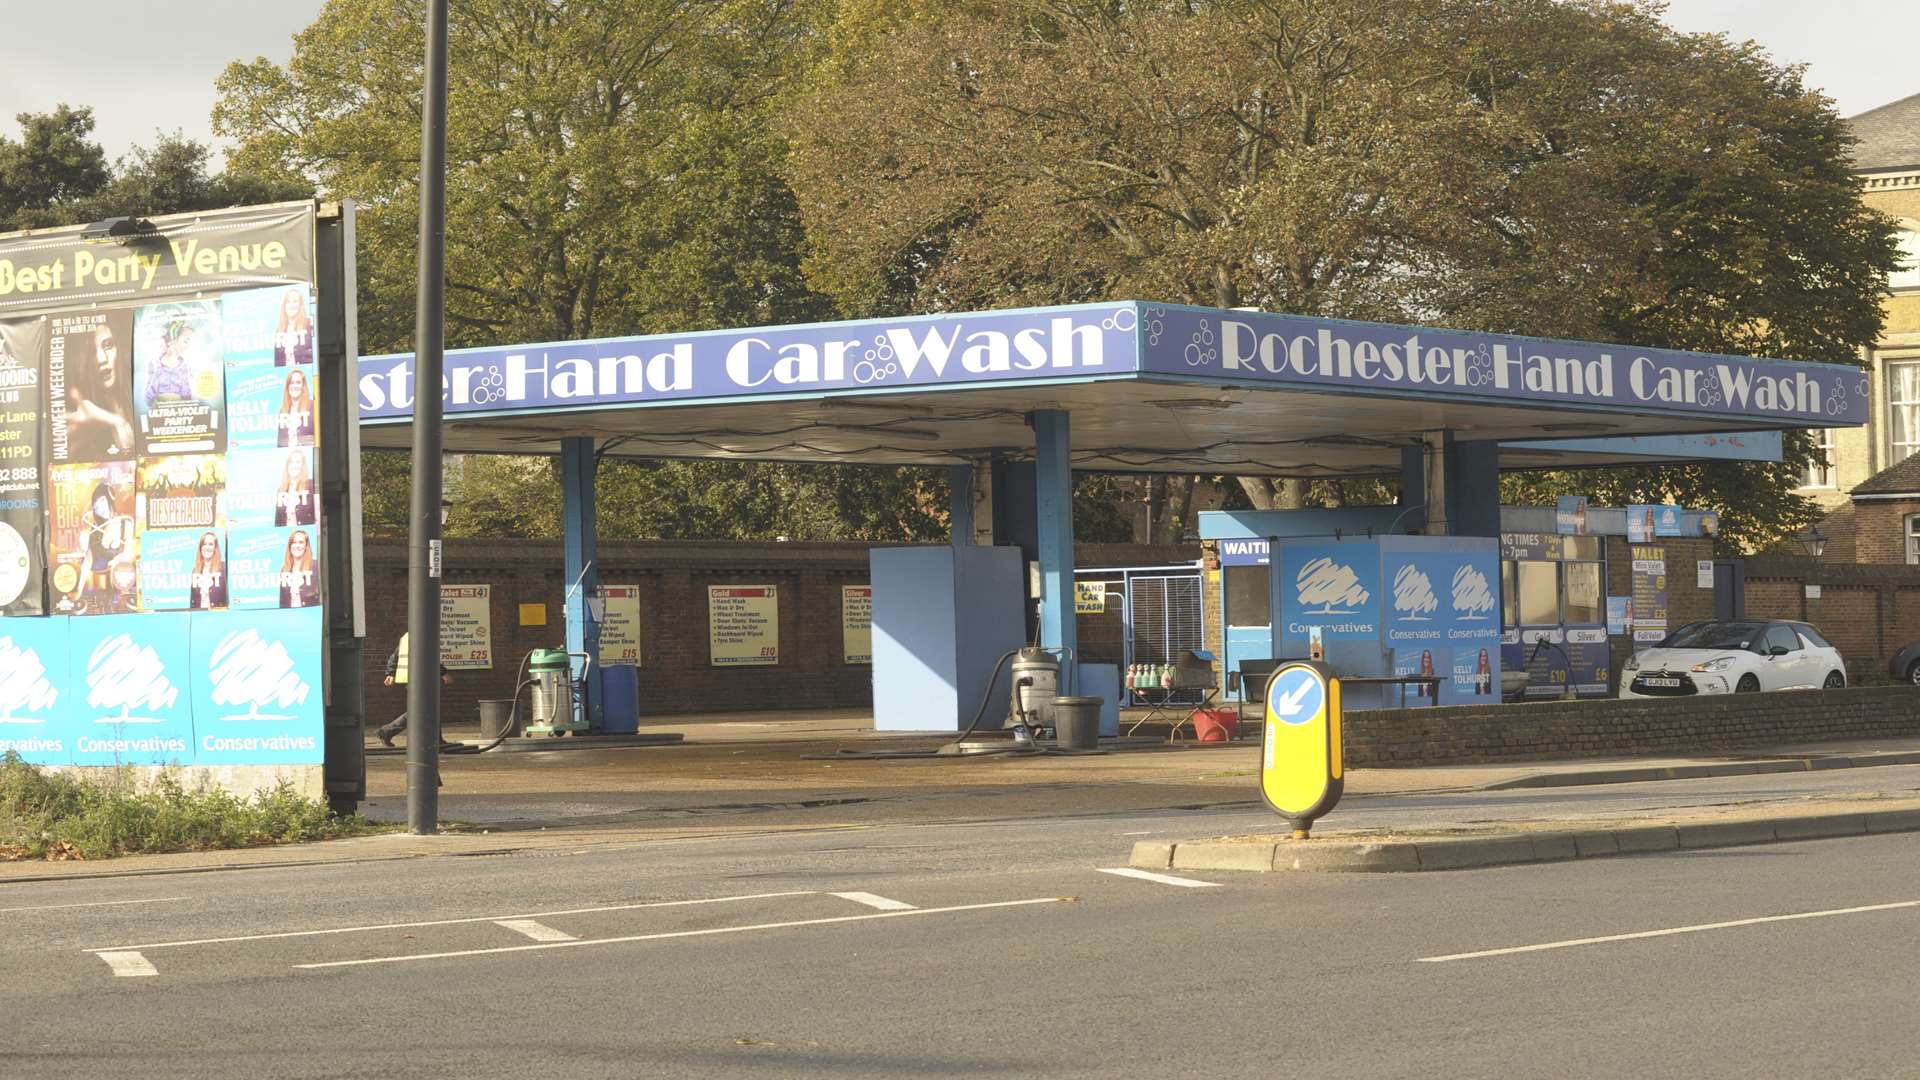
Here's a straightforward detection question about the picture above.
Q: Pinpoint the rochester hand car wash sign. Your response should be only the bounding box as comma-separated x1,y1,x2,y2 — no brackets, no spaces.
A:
360,302,1867,426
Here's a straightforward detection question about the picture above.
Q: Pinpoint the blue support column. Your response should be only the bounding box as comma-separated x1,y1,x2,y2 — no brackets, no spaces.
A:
948,464,973,547
560,436,604,731
1031,411,1077,672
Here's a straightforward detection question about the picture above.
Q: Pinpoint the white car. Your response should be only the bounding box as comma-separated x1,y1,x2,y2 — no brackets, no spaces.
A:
1620,619,1846,698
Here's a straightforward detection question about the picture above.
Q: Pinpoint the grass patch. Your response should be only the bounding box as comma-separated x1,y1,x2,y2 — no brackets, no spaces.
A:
0,752,391,861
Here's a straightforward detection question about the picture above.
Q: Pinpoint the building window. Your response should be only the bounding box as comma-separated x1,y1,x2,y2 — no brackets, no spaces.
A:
1800,429,1836,488
1891,362,1920,465
1894,229,1920,293
1908,514,1920,566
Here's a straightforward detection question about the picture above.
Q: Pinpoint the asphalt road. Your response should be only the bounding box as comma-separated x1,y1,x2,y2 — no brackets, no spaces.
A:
6,771,1920,1078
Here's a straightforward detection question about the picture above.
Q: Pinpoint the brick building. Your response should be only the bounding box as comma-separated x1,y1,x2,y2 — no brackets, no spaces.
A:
1797,92,1920,524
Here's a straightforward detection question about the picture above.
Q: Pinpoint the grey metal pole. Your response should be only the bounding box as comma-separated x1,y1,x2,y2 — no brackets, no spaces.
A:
406,0,449,835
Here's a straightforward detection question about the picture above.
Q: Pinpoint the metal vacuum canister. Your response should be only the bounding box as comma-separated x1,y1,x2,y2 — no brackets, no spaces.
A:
528,648,571,725
1011,647,1059,729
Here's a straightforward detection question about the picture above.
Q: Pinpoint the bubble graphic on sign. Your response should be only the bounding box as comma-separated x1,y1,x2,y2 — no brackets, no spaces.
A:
1101,307,1137,333
1463,344,1495,388
1696,370,1723,407
1185,319,1217,367
469,365,508,406
852,336,900,384
1143,307,1167,347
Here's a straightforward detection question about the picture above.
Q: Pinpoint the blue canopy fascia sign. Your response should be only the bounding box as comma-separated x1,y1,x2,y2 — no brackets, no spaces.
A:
356,301,1867,428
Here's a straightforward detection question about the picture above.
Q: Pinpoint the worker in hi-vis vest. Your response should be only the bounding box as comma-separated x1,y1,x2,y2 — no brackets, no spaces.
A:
376,631,454,747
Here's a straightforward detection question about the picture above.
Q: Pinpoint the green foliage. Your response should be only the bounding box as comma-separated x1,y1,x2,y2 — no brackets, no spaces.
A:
0,105,110,230
0,753,386,861
784,0,1900,550
0,108,306,232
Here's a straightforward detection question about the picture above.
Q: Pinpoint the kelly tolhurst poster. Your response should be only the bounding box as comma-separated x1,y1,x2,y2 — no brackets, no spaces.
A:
48,460,137,615
229,363,317,450
134,300,225,456
221,285,314,368
0,317,47,615
227,447,316,529
136,454,226,532
46,308,136,464
138,527,228,611
229,525,319,609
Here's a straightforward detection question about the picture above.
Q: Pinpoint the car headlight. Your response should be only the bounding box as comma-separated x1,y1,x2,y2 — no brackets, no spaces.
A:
1691,657,1736,673
1623,654,1641,671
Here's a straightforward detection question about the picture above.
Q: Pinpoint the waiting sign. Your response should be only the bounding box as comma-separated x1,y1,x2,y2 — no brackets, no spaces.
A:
709,584,777,666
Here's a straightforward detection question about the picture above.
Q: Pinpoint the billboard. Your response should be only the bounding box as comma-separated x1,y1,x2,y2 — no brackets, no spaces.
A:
0,203,325,770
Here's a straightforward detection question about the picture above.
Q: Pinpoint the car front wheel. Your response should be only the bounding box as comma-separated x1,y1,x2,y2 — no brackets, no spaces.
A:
1907,659,1920,685
1736,673,1761,693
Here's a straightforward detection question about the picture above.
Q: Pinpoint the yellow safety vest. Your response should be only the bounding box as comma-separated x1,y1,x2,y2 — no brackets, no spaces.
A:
394,633,411,685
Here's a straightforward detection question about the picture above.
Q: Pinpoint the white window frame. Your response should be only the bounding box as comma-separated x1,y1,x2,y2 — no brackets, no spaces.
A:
1893,226,1920,294
1799,428,1836,489
1907,513,1920,566
1889,360,1920,466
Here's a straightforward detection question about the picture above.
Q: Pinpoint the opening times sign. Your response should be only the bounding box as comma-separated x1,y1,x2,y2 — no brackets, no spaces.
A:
709,584,777,666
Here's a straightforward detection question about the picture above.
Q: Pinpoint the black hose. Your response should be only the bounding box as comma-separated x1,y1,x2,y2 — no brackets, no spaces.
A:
443,651,538,754
949,649,1022,748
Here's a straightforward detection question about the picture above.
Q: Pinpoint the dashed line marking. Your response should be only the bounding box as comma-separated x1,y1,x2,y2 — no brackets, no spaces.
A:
831,892,916,911
98,951,158,978
295,898,1071,970
0,897,188,915
86,890,816,953
1096,867,1223,889
1417,898,1920,963
495,919,576,943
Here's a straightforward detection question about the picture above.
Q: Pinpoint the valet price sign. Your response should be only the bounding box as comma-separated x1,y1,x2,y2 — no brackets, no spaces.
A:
0,203,327,769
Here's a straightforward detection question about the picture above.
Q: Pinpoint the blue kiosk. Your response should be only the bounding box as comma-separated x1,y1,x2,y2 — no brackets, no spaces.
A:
356,303,1866,730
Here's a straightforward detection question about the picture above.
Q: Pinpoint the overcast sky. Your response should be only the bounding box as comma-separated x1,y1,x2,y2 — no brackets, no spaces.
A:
0,1,1912,164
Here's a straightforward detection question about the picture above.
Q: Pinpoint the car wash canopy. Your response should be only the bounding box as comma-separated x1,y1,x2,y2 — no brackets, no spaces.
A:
355,303,1865,474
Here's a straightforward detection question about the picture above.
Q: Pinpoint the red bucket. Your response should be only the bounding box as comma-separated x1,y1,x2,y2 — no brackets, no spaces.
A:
1192,709,1238,742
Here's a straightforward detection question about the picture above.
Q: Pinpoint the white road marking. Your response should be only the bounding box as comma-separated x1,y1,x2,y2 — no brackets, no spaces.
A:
0,896,188,915
831,892,916,911
86,891,816,953
98,951,158,977
495,919,576,943
1417,898,1920,963
1096,867,1223,889
296,897,1070,970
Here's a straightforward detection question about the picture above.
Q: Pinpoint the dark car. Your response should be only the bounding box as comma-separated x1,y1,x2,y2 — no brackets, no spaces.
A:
1889,641,1920,684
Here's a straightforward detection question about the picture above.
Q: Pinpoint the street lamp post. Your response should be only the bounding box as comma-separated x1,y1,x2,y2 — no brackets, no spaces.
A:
1799,527,1828,560
405,0,450,835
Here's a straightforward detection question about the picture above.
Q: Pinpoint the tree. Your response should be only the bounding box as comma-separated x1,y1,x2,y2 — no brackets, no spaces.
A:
782,0,1901,551
0,106,110,230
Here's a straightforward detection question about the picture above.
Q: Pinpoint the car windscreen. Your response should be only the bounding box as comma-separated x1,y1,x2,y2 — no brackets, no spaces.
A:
1659,622,1763,650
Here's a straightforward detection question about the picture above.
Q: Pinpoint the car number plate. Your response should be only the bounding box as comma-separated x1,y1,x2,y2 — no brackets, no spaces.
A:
1642,677,1681,688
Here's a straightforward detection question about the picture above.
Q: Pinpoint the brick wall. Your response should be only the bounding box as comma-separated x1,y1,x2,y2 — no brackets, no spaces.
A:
1850,498,1920,566
1346,684,1920,767
1742,555,1920,678
364,538,1190,727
